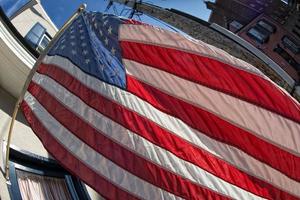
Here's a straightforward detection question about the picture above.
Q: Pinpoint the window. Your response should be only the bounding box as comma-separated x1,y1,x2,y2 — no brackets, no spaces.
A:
274,45,300,72
282,36,300,54
25,23,46,49
281,0,289,4
292,29,300,39
7,147,90,200
229,20,243,32
257,19,276,33
37,34,51,53
25,23,52,53
247,27,269,44
16,170,72,200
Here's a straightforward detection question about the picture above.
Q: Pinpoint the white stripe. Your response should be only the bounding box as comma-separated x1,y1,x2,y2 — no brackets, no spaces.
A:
123,59,300,156
24,92,181,200
119,24,300,107
42,55,300,197
32,72,265,200
120,24,300,111
119,24,266,78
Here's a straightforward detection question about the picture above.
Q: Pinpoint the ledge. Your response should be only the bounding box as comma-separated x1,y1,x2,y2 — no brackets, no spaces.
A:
0,7,39,58
0,7,38,97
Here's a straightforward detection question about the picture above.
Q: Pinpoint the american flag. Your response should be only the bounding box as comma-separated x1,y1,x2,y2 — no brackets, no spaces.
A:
21,11,300,199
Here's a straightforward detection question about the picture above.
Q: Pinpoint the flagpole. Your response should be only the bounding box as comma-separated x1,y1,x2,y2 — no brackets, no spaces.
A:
4,3,87,180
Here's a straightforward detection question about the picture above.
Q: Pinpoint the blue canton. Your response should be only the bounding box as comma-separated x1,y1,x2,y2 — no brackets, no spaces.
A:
48,11,126,89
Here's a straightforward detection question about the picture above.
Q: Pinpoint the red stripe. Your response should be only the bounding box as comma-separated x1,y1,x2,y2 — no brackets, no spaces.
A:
125,19,147,25
120,41,300,124
21,101,139,200
28,81,228,200
37,63,299,200
126,75,300,182
121,41,300,180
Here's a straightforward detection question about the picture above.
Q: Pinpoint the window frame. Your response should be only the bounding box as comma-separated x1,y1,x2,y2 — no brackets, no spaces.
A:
229,20,243,32
7,147,90,200
256,19,276,33
246,26,270,44
37,33,51,53
25,22,46,49
282,35,300,54
281,0,289,4
274,45,300,72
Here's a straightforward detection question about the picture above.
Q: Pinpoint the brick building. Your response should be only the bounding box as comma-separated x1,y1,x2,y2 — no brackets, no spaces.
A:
206,0,300,83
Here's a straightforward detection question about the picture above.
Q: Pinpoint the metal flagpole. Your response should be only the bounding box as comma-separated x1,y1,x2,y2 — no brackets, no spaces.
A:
4,3,87,180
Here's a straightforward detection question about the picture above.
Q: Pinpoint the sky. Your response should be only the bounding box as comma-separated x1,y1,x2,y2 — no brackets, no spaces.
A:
40,0,212,29
0,0,213,31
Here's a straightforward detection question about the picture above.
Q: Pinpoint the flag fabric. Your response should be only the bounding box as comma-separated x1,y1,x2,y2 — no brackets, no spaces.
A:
21,11,300,200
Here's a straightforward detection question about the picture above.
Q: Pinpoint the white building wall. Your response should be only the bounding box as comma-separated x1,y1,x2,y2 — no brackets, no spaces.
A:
0,2,57,200
0,2,103,199
0,87,103,200
0,87,50,200
0,18,34,98
0,169,10,200
11,2,57,37
0,88,50,157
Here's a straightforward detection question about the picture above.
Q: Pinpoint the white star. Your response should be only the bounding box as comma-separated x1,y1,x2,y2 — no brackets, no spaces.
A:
71,42,76,46
60,45,66,50
94,22,98,29
79,29,84,33
81,43,87,47
103,20,108,26
85,59,90,64
71,50,77,55
78,24,83,28
99,63,106,71
111,47,116,55
102,15,107,20
83,50,88,55
108,26,112,35
70,30,74,34
70,35,75,39
104,38,108,46
111,67,119,78
99,30,103,36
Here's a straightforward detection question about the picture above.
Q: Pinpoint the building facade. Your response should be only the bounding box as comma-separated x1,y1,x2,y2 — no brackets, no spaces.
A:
0,1,102,199
206,0,300,87
238,14,300,82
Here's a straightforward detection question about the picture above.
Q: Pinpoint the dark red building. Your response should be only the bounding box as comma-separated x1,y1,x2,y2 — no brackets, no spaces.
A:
206,0,300,82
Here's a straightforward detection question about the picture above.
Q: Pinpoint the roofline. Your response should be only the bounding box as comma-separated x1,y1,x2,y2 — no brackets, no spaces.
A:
0,6,39,58
167,8,211,26
37,2,58,31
